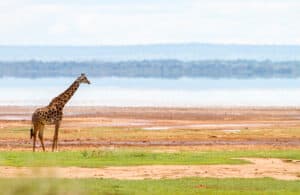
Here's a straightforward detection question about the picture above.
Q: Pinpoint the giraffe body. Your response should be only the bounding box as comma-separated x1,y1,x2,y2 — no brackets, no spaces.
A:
33,106,63,125
31,73,90,152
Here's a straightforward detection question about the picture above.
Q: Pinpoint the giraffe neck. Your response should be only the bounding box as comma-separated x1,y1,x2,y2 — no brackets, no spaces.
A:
49,79,80,108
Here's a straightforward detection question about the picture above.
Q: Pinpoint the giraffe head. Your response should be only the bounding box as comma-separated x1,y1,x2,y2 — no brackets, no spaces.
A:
77,73,91,84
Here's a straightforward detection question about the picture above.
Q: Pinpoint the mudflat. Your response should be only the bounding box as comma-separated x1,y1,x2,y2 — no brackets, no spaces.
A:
1,106,300,150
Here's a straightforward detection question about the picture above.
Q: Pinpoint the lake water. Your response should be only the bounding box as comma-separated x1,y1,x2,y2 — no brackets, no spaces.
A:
1,77,300,107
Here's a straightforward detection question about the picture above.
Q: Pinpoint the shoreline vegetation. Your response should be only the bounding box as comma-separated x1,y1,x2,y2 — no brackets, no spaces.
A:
1,59,300,78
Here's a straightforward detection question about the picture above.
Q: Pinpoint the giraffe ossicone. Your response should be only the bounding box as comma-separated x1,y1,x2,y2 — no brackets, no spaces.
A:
31,73,91,152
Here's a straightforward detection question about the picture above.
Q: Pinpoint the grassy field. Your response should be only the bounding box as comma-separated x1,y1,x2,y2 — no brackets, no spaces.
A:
1,177,300,195
1,149,299,194
0,149,299,167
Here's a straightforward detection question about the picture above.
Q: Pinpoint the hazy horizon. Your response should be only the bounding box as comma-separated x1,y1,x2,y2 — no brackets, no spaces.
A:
1,43,300,61
2,42,300,47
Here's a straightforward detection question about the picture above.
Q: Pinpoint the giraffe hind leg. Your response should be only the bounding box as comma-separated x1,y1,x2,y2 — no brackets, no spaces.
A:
32,123,42,152
32,128,37,152
30,128,34,139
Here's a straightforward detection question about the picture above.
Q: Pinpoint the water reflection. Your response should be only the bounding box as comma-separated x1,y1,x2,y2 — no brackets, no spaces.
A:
0,77,300,107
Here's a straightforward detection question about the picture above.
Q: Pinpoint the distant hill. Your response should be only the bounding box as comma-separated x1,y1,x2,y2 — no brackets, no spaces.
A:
1,44,300,61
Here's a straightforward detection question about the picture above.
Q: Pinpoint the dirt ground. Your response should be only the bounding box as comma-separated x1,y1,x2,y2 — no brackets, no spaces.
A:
1,106,300,150
0,158,299,180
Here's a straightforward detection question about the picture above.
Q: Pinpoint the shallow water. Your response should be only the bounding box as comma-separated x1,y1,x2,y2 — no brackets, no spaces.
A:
1,77,300,107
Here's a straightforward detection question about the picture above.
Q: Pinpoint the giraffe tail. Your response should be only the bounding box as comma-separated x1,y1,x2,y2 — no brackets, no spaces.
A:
30,128,34,139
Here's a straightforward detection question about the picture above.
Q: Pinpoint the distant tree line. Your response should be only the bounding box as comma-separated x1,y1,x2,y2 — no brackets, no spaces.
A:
0,60,299,78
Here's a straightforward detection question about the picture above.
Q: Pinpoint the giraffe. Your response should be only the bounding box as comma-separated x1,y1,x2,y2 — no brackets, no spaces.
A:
30,73,91,152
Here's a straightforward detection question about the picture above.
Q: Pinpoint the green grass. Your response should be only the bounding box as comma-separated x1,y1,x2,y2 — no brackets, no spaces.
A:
0,149,299,167
1,150,300,194
0,177,300,195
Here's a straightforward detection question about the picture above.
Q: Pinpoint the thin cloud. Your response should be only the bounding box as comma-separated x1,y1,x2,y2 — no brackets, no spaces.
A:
0,0,299,45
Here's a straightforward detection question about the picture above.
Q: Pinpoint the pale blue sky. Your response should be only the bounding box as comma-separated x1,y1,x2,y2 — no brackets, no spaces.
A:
0,0,299,45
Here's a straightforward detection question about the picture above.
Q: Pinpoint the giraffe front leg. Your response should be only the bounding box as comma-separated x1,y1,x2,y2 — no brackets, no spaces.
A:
52,121,61,152
55,132,59,150
55,121,61,150
52,131,57,152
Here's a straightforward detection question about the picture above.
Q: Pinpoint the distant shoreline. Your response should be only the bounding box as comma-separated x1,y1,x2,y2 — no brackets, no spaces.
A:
1,59,300,79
